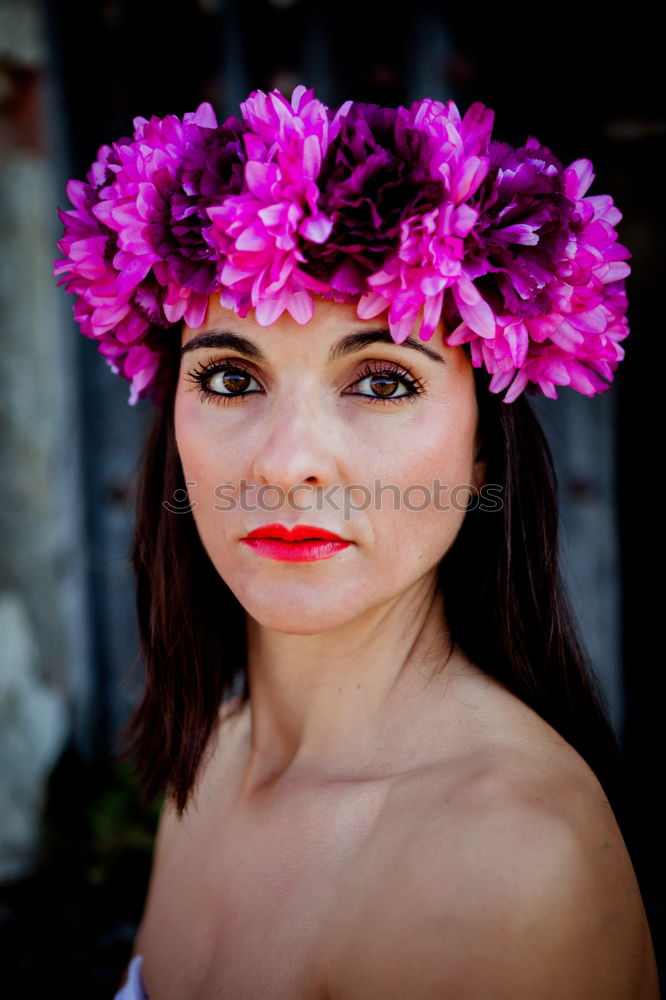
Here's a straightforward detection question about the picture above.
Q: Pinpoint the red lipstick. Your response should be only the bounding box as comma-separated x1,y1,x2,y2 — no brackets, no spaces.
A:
241,523,351,562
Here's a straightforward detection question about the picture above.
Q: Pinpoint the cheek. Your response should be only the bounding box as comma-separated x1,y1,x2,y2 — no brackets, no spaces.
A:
174,391,247,504
373,394,478,537
362,416,477,570
174,392,265,582
374,396,479,499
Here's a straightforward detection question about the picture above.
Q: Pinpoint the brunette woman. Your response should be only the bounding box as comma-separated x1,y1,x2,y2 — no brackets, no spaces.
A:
55,87,660,998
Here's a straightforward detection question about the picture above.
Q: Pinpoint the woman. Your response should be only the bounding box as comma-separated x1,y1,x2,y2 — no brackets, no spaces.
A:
55,87,660,998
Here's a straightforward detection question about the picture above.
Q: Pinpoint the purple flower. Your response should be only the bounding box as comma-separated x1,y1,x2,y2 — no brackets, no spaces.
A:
356,99,493,342
462,138,578,318
158,113,247,301
300,103,445,296
445,156,631,400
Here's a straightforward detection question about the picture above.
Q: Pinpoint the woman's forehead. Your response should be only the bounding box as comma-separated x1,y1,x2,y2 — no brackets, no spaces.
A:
180,294,453,365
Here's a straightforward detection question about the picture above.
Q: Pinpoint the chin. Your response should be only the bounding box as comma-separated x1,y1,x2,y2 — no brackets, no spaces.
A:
248,607,354,636
230,578,363,636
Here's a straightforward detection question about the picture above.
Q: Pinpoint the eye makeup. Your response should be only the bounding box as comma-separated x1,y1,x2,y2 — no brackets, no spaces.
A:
183,355,428,408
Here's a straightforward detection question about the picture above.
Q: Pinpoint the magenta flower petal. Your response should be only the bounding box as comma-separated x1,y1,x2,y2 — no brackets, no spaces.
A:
452,278,496,339
255,293,289,326
186,101,218,129
285,290,314,324
299,212,333,243
420,292,445,338
182,294,209,329
357,291,391,320
162,296,189,323
115,257,153,296
389,306,418,344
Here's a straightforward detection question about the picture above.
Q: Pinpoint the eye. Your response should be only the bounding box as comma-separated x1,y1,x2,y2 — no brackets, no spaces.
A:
348,360,426,405
184,358,263,405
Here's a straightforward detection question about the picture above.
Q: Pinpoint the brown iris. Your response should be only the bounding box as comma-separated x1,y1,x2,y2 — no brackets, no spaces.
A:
369,374,400,396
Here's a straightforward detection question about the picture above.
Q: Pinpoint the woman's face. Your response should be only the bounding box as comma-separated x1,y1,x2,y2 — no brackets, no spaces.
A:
175,296,484,635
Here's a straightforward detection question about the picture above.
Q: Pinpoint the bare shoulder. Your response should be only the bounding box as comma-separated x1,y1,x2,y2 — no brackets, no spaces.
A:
329,741,660,999
133,692,247,954
132,791,180,958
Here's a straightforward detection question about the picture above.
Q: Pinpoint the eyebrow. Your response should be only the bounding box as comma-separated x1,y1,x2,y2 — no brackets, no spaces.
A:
181,328,447,365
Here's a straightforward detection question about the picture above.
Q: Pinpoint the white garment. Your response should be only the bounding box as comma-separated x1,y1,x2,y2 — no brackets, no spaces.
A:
113,955,148,999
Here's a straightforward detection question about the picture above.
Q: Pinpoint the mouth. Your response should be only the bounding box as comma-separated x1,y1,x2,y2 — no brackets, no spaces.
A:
241,524,352,562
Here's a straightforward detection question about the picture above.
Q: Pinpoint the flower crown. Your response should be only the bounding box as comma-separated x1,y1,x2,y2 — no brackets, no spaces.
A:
54,85,631,405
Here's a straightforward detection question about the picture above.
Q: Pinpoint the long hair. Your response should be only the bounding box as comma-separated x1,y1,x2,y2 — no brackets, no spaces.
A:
120,347,626,830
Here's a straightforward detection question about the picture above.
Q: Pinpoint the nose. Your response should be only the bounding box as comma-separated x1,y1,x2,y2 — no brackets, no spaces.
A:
250,386,339,496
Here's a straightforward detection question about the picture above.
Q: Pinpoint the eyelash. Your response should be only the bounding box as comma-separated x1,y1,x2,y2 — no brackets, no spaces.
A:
184,356,427,407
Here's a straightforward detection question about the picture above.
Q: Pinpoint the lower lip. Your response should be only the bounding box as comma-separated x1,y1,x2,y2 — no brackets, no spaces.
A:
240,538,351,562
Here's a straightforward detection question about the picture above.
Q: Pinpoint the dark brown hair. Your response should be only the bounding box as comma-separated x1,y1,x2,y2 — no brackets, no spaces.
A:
121,347,626,828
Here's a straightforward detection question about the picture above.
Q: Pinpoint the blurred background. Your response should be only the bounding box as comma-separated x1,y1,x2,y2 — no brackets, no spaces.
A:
0,0,663,994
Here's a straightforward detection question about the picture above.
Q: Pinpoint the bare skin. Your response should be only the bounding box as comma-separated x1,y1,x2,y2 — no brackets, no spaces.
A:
130,298,659,998
134,665,659,999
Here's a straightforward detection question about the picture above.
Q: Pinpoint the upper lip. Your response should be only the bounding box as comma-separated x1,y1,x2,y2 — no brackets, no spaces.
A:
245,523,348,542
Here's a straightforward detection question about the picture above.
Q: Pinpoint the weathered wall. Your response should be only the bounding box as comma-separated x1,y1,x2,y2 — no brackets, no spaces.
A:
532,391,622,734
0,0,89,881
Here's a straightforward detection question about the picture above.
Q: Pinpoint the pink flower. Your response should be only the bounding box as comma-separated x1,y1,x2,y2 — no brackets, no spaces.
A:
98,338,164,406
207,86,350,326
54,171,156,348
54,104,236,402
92,106,219,328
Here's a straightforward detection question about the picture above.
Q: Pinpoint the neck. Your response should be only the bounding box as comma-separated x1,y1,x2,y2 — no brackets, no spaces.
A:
238,573,465,797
